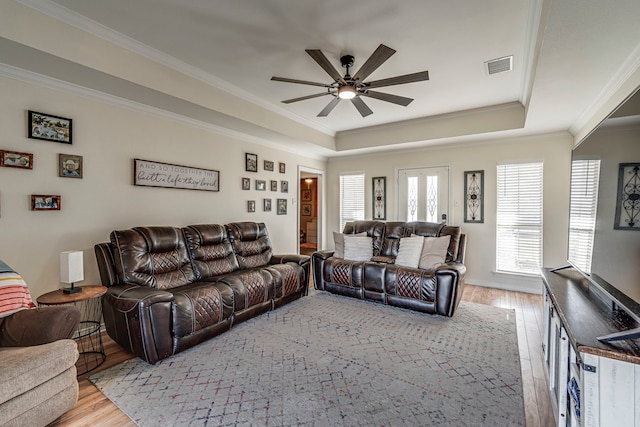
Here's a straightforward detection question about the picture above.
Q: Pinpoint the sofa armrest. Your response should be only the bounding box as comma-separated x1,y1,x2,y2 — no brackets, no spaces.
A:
311,251,335,290
270,254,311,295
102,284,175,364
434,262,467,317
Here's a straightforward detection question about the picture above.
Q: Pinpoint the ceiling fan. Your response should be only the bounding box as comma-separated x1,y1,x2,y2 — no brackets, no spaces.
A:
271,44,429,118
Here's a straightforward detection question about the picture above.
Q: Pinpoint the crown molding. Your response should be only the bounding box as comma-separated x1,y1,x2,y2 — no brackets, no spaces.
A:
0,62,327,160
570,41,640,135
16,0,335,137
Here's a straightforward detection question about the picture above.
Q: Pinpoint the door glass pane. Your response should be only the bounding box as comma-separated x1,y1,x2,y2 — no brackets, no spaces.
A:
426,175,438,222
407,176,418,221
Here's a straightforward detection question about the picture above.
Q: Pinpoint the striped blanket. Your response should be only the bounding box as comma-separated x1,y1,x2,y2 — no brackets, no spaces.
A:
0,260,35,318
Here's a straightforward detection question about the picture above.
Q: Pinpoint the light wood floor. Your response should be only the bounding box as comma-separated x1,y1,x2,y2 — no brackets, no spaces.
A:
49,284,554,427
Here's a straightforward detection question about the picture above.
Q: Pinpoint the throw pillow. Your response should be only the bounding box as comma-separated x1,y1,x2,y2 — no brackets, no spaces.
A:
419,235,452,270
0,259,35,318
333,231,367,259
394,236,425,269
343,235,373,262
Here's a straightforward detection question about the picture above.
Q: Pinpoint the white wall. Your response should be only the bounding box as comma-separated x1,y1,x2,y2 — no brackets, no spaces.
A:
326,133,574,293
0,76,326,299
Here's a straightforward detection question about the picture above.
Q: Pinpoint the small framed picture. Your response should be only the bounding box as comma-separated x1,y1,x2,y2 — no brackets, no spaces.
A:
301,189,312,201
58,154,82,178
245,153,258,172
264,160,274,171
277,198,287,215
279,162,286,174
263,198,272,212
271,180,278,191
281,180,288,193
31,195,61,210
1,150,33,169
242,177,250,190
256,180,266,191
247,200,256,213
302,204,312,216
28,110,72,144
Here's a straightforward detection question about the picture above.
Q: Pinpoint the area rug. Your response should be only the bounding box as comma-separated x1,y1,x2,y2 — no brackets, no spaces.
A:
90,291,524,426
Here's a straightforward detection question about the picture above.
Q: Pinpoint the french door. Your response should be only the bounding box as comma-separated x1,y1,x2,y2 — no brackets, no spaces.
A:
397,166,449,223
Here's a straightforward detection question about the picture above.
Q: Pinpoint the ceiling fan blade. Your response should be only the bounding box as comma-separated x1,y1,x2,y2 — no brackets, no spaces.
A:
306,49,346,84
364,70,430,89
352,44,396,82
317,97,341,117
351,97,373,117
271,76,333,88
281,92,330,104
361,90,414,106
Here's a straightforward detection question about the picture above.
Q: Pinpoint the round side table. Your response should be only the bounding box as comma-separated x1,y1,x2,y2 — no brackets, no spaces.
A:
37,285,107,376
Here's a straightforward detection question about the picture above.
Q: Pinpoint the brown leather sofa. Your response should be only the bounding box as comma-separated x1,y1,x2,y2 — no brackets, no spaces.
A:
94,222,309,364
313,221,466,317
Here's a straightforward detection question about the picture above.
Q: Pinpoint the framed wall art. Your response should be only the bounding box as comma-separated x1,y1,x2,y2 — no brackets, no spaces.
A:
277,198,287,215
372,176,386,220
58,154,82,178
247,200,256,213
28,110,72,144
279,162,286,174
302,204,312,216
264,160,274,171
271,180,278,191
31,195,61,211
464,170,484,223
263,198,272,212
242,177,250,190
245,153,258,172
302,189,312,201
256,180,266,191
281,180,288,193
614,163,640,230
1,150,33,169
134,159,219,192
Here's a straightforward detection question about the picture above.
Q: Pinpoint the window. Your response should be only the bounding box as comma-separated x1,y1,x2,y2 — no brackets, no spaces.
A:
340,173,365,231
496,162,543,275
568,159,600,273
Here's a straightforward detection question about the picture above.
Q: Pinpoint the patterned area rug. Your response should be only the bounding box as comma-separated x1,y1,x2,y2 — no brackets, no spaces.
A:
90,290,524,426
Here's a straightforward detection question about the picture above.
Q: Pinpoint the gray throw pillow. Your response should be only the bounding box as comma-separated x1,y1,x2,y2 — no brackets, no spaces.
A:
333,231,367,259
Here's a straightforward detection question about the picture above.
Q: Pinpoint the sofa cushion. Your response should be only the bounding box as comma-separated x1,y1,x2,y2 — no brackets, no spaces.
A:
333,232,366,259
419,235,451,269
379,222,408,257
171,282,234,337
440,225,461,262
395,236,425,268
183,224,239,279
343,236,373,262
343,221,386,256
111,226,196,289
226,222,273,269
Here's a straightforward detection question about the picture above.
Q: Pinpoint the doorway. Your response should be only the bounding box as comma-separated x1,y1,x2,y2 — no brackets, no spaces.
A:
298,166,323,256
397,166,450,223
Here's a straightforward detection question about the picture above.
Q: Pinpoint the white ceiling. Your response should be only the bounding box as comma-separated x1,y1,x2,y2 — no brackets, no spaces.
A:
5,0,640,156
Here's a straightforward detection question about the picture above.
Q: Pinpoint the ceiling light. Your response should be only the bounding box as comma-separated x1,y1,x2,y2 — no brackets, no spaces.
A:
338,85,356,100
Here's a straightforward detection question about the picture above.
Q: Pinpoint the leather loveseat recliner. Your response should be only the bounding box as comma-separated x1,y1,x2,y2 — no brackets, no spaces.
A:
94,222,309,364
312,221,466,317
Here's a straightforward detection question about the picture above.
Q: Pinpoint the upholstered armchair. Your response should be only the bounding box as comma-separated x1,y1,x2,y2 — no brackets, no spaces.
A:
0,260,81,427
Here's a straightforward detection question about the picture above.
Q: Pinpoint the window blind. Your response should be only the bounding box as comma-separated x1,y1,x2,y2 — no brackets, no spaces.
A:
568,159,600,273
496,162,543,275
340,173,365,231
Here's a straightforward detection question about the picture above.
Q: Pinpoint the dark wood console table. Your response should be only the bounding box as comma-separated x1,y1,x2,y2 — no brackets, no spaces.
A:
541,267,640,427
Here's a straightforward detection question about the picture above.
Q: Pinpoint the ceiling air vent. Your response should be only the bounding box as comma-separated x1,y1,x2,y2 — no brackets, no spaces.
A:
485,56,513,75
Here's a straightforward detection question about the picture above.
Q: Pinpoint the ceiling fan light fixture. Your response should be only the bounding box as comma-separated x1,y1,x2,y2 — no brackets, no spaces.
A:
338,85,357,100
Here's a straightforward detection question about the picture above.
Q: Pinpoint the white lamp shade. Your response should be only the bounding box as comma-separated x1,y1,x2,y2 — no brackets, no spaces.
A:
60,250,84,284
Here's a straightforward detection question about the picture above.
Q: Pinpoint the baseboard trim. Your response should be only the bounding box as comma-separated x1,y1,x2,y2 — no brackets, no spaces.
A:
467,279,543,295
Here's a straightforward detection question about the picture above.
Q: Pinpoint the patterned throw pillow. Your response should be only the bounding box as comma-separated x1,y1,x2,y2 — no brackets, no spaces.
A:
0,259,35,318
395,236,425,268
343,236,373,262
418,235,452,270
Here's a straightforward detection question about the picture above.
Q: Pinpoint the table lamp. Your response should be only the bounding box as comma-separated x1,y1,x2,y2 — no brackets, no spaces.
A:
60,250,83,294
